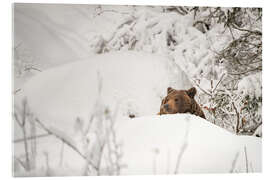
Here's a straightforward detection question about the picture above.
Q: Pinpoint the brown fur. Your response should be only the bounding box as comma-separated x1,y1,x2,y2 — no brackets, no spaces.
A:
158,87,206,119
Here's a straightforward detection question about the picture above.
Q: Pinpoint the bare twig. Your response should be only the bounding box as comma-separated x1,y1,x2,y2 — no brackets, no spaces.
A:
166,6,186,15
192,79,212,97
212,73,226,93
14,100,31,171
104,105,123,175
95,132,107,176
244,146,249,173
13,133,51,143
232,102,240,134
14,88,21,95
44,152,50,176
14,42,22,50
228,25,235,40
94,7,130,17
24,67,42,72
14,156,27,171
174,119,190,174
231,23,262,35
227,66,262,76
230,151,240,172
29,116,37,169
35,118,98,171
174,142,188,174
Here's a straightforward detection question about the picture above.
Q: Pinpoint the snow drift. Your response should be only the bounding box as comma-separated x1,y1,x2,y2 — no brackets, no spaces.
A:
14,114,262,176
115,114,261,174
13,4,262,176
14,52,261,176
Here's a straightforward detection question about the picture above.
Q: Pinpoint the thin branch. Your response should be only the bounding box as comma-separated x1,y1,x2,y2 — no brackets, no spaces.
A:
232,102,240,134
14,112,23,127
25,67,42,72
13,133,51,143
230,151,240,173
244,146,249,173
35,118,98,171
178,7,188,15
96,136,106,176
228,25,235,40
14,156,27,171
14,103,31,171
95,9,130,16
212,73,226,93
14,88,21,95
228,66,262,76
174,119,190,174
14,42,22,50
192,80,212,97
231,23,262,35
174,142,188,174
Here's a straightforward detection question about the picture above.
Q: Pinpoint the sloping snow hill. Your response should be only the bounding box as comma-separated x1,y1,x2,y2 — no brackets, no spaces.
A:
15,51,191,138
14,114,261,176
115,114,261,174
14,52,261,176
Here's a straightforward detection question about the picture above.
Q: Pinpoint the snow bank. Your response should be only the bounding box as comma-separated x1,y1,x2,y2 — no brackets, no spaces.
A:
14,114,262,176
116,114,261,174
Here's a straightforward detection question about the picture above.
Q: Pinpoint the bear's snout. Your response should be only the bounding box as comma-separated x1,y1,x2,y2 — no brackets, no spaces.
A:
163,104,170,111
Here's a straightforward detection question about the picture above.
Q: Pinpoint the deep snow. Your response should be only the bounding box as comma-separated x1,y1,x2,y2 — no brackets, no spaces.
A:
116,114,261,174
14,114,262,176
13,4,262,176
13,52,261,176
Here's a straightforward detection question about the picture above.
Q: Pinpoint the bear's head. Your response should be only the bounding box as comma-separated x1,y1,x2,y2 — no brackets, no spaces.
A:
159,87,197,115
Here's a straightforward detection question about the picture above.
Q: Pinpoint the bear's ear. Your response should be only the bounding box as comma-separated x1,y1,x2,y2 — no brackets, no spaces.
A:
186,87,197,98
167,87,175,94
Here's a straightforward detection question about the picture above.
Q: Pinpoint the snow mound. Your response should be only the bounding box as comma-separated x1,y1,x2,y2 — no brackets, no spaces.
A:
16,51,191,136
14,114,262,176
116,114,261,174
14,51,261,176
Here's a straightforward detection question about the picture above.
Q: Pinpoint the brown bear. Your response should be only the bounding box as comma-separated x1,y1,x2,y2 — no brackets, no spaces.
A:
158,87,206,119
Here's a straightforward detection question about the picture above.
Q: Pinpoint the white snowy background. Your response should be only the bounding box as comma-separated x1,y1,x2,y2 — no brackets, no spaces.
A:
13,4,262,176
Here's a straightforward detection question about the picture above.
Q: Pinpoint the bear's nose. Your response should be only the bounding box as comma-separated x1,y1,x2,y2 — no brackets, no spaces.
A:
163,104,169,111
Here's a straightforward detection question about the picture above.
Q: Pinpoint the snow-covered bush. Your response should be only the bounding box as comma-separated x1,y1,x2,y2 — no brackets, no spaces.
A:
237,73,262,134
90,9,193,54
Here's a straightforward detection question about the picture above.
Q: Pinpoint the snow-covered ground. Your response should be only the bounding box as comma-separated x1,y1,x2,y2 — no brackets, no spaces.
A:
116,114,261,175
14,113,262,176
13,4,262,176
13,52,261,176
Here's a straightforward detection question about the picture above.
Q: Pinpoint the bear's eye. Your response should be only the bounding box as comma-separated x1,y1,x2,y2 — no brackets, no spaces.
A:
175,98,179,102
